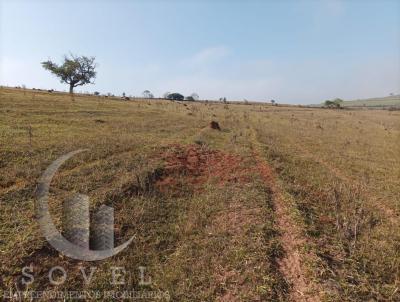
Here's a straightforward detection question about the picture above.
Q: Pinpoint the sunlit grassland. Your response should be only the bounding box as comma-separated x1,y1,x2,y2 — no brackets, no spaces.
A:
250,107,400,300
0,87,399,301
0,88,285,300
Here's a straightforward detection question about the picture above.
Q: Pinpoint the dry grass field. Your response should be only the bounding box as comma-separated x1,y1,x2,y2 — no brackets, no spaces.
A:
0,87,399,301
342,95,400,108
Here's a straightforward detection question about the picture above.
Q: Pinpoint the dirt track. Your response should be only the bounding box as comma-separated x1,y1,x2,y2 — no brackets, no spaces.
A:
156,143,321,301
255,153,321,302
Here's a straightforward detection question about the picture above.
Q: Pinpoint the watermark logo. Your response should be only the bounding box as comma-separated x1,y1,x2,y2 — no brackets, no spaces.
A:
35,150,133,261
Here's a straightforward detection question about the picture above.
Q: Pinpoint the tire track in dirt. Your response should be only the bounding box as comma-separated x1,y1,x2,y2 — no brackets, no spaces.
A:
255,154,321,301
251,125,399,300
250,129,321,302
155,144,287,301
191,122,321,300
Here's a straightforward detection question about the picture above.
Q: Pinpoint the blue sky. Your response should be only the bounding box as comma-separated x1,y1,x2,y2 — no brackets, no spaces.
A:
1,0,399,103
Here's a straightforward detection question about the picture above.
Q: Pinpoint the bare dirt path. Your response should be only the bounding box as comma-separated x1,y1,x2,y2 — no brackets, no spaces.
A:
250,129,322,302
156,144,277,301
191,124,322,300
255,154,321,302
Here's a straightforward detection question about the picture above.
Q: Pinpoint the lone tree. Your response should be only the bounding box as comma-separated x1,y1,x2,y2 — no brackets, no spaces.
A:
143,90,154,98
41,54,97,94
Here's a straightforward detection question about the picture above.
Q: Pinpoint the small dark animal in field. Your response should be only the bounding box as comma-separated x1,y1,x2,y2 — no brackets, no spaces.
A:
210,121,221,130
94,119,106,123
47,89,54,93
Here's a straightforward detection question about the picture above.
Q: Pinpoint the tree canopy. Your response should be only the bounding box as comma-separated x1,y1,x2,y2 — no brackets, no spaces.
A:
41,54,97,93
324,98,343,108
167,93,184,101
143,90,154,98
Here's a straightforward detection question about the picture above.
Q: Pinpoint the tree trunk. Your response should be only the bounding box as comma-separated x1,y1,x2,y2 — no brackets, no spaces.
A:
69,84,74,94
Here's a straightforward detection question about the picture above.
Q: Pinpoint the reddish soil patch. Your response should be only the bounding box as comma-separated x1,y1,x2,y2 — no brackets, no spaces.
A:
156,144,249,195
20,143,318,300
157,144,268,301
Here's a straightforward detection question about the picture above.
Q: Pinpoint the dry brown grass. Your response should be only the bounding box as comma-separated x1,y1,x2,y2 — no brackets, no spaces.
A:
0,87,399,301
250,106,400,300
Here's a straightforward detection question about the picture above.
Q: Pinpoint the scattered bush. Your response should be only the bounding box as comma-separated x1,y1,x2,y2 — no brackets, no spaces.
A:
167,93,184,101
325,98,343,109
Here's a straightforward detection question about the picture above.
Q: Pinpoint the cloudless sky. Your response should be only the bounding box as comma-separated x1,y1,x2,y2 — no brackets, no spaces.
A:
1,0,399,103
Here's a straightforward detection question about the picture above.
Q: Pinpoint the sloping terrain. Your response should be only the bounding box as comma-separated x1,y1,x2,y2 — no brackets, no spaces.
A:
312,95,400,108
343,95,400,107
0,87,399,301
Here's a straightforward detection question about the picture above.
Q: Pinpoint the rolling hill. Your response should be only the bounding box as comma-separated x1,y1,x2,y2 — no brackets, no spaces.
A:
342,95,400,107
